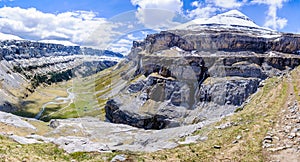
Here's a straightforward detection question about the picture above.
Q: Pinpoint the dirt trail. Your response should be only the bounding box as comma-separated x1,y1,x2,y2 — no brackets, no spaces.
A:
264,69,300,162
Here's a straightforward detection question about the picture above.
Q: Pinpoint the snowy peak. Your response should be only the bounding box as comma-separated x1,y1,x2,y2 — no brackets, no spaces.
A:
218,10,254,23
207,9,259,28
219,9,253,22
173,10,275,34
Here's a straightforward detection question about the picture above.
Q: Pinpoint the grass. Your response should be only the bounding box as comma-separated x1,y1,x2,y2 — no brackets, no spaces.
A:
14,81,71,118
0,135,120,162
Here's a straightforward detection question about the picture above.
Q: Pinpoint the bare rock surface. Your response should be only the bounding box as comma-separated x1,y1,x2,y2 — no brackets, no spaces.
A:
0,111,36,130
43,117,204,153
9,135,42,144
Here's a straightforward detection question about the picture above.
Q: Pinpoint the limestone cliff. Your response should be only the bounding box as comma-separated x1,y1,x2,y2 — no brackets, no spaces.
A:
105,11,300,129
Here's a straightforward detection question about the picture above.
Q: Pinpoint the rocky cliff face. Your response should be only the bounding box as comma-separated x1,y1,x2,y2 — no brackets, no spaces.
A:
0,40,122,112
105,12,300,129
132,31,300,55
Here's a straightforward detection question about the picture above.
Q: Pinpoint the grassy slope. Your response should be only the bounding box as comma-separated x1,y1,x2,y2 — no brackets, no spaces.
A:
14,81,71,118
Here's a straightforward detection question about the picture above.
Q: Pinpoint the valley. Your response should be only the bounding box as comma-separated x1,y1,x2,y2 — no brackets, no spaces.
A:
0,9,299,162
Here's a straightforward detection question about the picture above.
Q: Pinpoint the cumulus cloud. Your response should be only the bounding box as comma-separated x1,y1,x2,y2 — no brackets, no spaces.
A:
187,1,217,19
130,0,183,29
252,0,288,30
206,0,245,9
0,7,118,49
187,0,246,19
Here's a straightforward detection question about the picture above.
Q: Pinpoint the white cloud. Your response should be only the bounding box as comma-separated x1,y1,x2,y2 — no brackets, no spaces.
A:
0,7,118,49
187,2,217,19
130,0,183,29
127,34,137,40
206,0,245,9
252,0,288,30
108,46,129,54
187,0,246,19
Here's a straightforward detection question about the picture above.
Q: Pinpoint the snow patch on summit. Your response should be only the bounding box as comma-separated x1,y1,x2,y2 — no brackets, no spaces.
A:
204,9,260,28
173,10,276,35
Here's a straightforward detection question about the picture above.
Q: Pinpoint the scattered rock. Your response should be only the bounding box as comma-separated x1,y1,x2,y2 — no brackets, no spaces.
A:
49,119,60,128
232,140,238,144
213,145,222,149
199,136,208,141
215,122,233,129
46,117,203,153
290,133,296,138
10,135,42,144
269,146,287,152
264,136,273,141
16,145,22,148
111,154,127,162
178,135,200,145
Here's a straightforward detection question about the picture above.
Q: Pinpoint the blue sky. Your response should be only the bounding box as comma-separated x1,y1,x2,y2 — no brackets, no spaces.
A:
0,0,299,53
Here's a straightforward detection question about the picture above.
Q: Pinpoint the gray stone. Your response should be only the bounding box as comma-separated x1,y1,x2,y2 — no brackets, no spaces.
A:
111,155,127,162
10,135,42,144
216,122,233,129
49,119,60,128
232,140,238,144
178,135,201,145
199,136,208,141
264,136,273,141
236,135,242,140
0,111,36,130
213,145,221,149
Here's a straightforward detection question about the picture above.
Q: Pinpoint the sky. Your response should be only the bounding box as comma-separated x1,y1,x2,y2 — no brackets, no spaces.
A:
0,0,299,53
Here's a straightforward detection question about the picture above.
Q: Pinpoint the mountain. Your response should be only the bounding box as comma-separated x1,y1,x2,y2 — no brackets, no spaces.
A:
173,9,279,38
105,10,300,129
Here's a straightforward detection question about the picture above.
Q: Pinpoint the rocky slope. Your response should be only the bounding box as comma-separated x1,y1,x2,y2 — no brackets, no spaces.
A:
105,10,300,130
0,40,122,112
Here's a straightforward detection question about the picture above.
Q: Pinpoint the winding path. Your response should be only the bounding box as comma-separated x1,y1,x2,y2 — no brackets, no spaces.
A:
35,87,75,119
